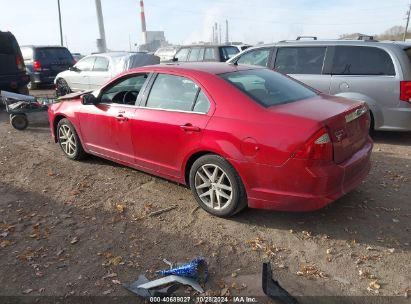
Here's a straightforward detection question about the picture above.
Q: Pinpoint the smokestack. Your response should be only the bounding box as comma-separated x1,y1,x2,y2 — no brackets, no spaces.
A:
212,26,215,43
225,20,229,44
219,24,222,44
95,0,107,53
140,0,147,44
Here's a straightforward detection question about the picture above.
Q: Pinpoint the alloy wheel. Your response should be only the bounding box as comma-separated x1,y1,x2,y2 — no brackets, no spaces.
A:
58,125,77,156
194,164,233,210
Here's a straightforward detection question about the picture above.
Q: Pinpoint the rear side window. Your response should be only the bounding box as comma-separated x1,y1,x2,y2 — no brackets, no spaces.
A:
0,34,17,54
332,46,395,76
175,48,190,62
146,74,210,113
220,46,239,61
275,47,326,74
188,48,204,61
220,69,316,107
93,56,109,71
236,48,271,67
204,48,217,60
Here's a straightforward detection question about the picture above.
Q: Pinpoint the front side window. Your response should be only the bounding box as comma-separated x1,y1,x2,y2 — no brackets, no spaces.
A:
220,68,316,107
75,57,96,71
220,47,240,61
332,46,395,76
146,74,210,113
274,47,326,74
93,56,109,71
175,48,190,62
237,48,271,67
100,74,148,104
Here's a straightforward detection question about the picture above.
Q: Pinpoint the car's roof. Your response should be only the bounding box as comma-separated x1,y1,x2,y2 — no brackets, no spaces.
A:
179,44,239,48
20,45,68,49
130,62,263,75
242,39,411,50
86,52,152,59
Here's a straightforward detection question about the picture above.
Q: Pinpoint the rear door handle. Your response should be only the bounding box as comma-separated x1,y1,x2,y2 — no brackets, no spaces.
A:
180,124,201,132
116,115,128,122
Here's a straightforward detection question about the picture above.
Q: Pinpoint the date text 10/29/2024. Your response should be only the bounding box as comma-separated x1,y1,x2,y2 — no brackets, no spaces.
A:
149,297,258,303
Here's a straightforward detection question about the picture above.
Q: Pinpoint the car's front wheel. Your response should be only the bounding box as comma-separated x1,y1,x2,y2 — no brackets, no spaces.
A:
57,118,86,160
189,154,247,217
56,78,71,97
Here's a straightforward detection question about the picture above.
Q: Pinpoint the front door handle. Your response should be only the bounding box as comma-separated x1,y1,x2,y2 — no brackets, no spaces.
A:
180,124,200,132
116,115,128,122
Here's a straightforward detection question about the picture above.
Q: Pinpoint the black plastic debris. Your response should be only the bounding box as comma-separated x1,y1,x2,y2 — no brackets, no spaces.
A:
262,262,298,304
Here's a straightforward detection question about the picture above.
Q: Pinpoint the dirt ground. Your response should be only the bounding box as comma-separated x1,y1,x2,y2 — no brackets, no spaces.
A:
0,88,410,303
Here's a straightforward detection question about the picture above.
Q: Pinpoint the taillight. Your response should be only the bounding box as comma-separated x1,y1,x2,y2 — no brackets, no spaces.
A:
33,60,41,71
400,81,411,103
16,55,24,71
294,127,333,161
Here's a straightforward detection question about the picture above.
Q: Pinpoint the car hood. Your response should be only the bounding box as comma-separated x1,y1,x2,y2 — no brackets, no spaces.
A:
57,90,93,101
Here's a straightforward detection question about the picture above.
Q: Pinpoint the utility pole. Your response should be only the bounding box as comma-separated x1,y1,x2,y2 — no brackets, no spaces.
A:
404,4,411,41
95,0,107,53
57,0,63,46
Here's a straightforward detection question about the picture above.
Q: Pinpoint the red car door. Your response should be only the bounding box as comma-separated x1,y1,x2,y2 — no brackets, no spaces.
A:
77,74,149,164
131,73,213,179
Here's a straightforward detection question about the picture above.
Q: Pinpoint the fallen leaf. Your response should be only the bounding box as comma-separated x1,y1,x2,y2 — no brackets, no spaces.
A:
387,248,395,254
107,256,122,266
231,272,237,278
70,237,79,244
326,248,334,255
102,272,118,280
112,279,121,285
116,204,125,213
22,289,33,294
102,289,112,295
392,219,400,223
0,240,14,248
369,280,381,290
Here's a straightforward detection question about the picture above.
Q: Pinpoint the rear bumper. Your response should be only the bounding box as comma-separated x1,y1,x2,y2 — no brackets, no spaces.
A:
30,72,56,85
378,105,411,131
244,139,373,211
0,73,30,92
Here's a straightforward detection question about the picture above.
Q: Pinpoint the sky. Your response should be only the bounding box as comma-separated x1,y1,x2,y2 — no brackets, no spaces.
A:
0,0,409,55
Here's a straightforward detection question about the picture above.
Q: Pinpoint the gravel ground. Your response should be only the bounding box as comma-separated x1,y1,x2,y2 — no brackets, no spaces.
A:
0,88,410,303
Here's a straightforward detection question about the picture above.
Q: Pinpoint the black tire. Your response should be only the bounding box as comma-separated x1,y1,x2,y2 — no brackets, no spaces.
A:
56,118,87,160
10,114,28,130
189,154,247,217
56,78,71,97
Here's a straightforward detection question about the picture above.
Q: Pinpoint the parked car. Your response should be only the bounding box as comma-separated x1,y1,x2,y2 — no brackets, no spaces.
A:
48,62,372,217
20,45,74,90
228,38,411,131
173,45,239,62
154,46,180,62
54,52,160,97
0,31,29,94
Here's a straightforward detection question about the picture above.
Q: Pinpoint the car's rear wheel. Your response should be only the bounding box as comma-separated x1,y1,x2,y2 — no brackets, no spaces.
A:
57,118,86,160
189,154,247,217
56,78,71,97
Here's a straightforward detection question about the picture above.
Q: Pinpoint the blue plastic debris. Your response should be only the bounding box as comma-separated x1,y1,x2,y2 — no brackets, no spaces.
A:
157,257,208,283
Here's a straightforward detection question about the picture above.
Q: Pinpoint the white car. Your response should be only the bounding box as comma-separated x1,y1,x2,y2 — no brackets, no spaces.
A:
55,52,159,96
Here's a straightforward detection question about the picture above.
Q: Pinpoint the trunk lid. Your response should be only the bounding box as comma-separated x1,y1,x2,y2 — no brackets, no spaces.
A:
271,94,370,163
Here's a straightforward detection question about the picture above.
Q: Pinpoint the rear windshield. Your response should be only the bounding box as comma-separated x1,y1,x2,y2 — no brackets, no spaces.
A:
0,33,19,54
35,47,73,63
219,69,317,107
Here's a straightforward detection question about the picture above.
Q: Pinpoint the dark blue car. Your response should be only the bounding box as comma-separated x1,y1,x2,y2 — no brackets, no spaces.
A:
20,45,74,89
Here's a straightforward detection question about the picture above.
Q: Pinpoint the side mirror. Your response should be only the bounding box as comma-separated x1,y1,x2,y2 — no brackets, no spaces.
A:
172,57,178,62
69,66,80,72
81,93,98,105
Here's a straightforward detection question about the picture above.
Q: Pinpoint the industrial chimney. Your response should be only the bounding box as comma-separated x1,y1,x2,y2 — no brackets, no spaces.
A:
140,0,147,45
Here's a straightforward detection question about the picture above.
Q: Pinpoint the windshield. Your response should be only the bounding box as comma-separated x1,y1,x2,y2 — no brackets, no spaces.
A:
219,68,317,107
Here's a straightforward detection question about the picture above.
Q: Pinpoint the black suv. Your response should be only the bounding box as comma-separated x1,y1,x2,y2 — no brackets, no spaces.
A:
173,45,239,62
0,31,29,94
20,45,74,89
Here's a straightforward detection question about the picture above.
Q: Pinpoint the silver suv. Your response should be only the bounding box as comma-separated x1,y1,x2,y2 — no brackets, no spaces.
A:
228,38,411,131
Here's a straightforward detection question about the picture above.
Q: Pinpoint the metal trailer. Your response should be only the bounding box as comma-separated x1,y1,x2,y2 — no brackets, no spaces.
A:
0,91,55,130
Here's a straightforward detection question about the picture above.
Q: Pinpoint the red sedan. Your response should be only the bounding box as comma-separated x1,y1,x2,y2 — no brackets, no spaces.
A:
48,63,372,217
